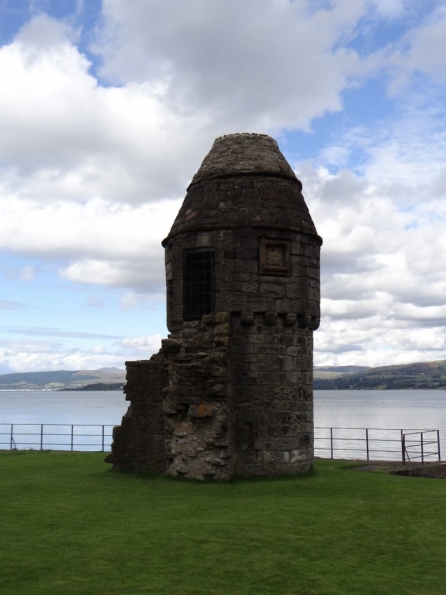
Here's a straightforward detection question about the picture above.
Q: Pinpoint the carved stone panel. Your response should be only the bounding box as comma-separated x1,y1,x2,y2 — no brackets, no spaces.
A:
259,238,291,276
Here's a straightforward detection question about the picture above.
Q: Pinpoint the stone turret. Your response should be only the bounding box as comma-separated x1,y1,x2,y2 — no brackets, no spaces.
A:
107,133,322,479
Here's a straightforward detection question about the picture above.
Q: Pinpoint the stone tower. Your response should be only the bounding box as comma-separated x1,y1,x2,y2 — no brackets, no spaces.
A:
106,133,322,479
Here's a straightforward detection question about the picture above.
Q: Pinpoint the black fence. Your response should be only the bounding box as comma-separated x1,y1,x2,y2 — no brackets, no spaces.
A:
0,423,114,452
0,423,442,463
402,429,441,464
314,426,441,464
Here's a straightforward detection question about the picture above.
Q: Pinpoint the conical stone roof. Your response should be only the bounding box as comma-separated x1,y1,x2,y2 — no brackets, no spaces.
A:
189,133,297,186
163,133,321,245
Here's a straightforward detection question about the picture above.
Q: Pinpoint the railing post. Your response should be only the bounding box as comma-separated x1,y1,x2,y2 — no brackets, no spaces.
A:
40,424,44,450
402,432,405,465
437,430,441,462
330,428,334,459
10,424,13,450
421,432,424,465
101,425,105,452
366,428,369,461
71,425,74,452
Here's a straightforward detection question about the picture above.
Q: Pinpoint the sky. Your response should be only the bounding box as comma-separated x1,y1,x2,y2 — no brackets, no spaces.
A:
1,0,446,373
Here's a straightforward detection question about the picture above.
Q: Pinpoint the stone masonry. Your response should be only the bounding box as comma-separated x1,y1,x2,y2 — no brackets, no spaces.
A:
106,133,322,479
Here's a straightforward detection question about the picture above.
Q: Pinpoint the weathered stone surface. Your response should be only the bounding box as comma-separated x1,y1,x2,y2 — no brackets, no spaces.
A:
107,132,321,479
190,133,297,185
106,358,167,473
161,339,181,353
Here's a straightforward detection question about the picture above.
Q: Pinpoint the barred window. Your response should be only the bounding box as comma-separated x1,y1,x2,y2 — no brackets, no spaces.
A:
183,251,215,321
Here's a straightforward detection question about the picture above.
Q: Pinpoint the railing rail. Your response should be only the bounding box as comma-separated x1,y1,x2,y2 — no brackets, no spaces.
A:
0,423,442,462
0,423,114,452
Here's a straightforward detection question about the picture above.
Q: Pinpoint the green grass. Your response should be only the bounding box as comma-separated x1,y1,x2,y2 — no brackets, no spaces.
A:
1,452,445,595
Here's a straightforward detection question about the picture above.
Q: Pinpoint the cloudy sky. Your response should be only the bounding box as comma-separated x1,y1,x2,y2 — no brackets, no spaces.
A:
1,0,446,373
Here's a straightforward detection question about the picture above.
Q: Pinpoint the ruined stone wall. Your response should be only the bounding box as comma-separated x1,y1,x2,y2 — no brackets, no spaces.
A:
106,356,167,472
163,313,233,480
108,313,234,479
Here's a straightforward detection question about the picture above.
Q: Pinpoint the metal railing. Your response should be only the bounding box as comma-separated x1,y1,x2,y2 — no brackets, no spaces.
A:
0,423,114,452
402,430,441,464
314,426,442,463
0,423,442,463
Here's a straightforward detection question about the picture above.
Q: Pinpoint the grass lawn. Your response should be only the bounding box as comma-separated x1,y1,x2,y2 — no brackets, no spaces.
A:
1,452,445,595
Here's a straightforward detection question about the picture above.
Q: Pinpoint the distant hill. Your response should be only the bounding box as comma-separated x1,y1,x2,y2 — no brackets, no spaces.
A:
314,360,446,389
0,368,126,391
314,366,370,379
60,382,124,391
3,360,446,391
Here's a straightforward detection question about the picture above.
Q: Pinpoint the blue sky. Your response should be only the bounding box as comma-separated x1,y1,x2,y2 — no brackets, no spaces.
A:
1,0,446,372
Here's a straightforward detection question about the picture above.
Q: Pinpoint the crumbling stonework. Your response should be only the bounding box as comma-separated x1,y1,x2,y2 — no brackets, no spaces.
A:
106,133,322,479
109,357,166,473
163,313,232,479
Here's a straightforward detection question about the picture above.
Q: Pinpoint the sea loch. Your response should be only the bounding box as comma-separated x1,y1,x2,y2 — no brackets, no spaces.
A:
0,389,445,459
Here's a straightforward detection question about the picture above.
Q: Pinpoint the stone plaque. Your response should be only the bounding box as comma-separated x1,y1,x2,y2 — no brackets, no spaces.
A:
259,238,290,275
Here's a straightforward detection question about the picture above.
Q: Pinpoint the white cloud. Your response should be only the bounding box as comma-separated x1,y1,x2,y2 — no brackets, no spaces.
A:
118,293,140,312
94,0,368,131
61,259,157,290
388,6,446,83
117,292,166,311
298,101,446,366
4,327,122,339
115,335,162,357
370,0,405,19
0,15,213,204
19,265,37,280
0,333,162,372
0,196,180,257
314,316,446,368
0,196,180,290
89,345,106,354
0,348,126,373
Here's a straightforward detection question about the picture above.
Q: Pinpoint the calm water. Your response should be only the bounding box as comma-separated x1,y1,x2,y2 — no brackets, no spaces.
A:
0,391,128,452
0,389,445,459
0,390,128,425
315,390,446,461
